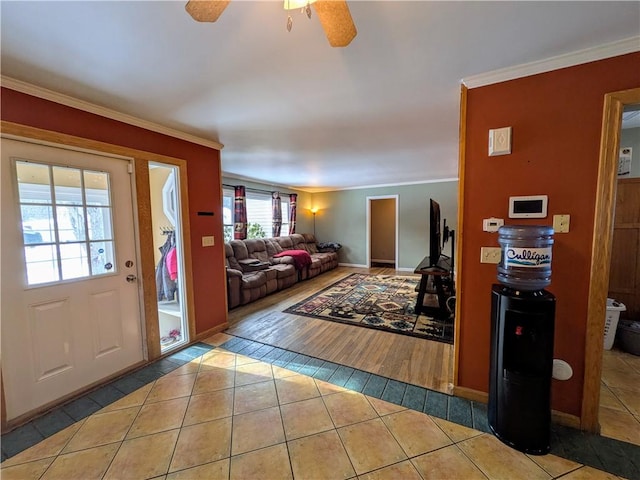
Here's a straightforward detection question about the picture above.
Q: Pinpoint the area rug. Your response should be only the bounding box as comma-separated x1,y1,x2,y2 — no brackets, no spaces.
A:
284,273,453,344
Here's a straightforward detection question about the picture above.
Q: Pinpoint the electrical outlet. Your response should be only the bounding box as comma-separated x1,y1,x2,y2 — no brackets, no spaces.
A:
553,214,570,233
480,247,501,264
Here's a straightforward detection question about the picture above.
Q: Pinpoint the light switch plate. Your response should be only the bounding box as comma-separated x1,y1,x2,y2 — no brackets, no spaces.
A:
553,214,570,233
202,235,215,247
480,247,501,264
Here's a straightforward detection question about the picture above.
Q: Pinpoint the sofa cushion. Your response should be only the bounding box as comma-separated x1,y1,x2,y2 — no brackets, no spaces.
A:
269,263,296,278
225,243,243,271
244,238,271,264
274,236,294,250
301,233,319,253
290,234,307,252
230,240,251,261
241,271,267,288
266,239,283,255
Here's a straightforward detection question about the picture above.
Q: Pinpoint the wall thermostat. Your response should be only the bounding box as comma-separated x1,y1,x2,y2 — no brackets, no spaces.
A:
509,195,548,219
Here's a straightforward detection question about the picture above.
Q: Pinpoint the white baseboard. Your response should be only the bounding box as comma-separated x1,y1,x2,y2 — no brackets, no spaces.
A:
396,267,415,273
339,263,416,272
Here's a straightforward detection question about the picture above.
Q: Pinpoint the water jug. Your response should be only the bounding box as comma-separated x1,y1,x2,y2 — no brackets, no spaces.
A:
497,225,554,291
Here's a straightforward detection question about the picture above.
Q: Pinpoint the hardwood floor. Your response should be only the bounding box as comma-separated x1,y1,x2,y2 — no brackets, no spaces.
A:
226,266,454,394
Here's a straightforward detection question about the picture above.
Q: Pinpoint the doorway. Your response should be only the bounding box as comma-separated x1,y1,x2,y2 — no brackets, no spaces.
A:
583,87,640,433
0,137,144,421
367,196,398,268
149,162,189,352
598,104,640,444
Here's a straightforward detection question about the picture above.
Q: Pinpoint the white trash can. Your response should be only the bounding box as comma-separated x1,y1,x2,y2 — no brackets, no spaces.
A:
604,298,626,350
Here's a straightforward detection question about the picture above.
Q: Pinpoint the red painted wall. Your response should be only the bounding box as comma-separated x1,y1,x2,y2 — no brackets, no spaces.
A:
1,88,227,335
458,52,640,416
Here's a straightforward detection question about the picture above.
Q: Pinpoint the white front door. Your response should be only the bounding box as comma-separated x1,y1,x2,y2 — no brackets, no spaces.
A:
1,137,144,421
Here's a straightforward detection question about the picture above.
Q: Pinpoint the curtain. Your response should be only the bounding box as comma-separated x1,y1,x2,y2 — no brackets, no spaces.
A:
272,191,282,237
234,185,247,240
289,193,298,234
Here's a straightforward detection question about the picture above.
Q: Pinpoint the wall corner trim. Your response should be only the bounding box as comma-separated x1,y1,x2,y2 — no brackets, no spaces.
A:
1,75,224,151
462,36,640,89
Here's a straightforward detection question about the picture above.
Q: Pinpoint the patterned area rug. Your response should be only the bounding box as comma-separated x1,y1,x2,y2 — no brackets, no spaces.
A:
284,273,454,344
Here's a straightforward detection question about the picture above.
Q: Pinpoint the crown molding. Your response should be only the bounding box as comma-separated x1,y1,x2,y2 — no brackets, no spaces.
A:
311,177,460,193
462,36,640,89
1,76,224,150
222,170,459,193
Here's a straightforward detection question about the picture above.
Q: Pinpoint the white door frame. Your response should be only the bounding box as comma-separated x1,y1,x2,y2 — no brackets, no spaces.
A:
150,161,190,352
366,195,399,268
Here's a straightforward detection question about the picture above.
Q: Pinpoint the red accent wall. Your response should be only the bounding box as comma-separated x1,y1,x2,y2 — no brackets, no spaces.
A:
459,52,640,416
1,88,227,335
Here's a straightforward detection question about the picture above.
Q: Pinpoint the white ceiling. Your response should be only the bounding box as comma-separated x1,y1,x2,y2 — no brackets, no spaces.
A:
1,1,639,192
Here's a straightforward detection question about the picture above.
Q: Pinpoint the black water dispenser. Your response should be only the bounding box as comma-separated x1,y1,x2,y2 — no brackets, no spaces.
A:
488,285,555,454
488,225,556,455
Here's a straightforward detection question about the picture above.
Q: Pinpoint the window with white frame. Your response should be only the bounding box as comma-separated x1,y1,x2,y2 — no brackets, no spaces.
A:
16,160,116,286
222,188,289,242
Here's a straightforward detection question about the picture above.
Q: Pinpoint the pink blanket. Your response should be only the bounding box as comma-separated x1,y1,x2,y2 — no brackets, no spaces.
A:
273,249,312,270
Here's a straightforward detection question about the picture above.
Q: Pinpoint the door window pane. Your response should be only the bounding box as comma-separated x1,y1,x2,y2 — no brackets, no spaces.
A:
24,244,59,285
90,241,115,275
53,166,83,205
16,162,52,204
84,171,111,206
60,243,89,280
21,205,54,244
15,160,117,286
56,206,86,242
87,207,113,241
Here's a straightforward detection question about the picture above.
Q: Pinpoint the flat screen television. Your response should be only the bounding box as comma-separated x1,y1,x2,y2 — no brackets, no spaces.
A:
429,198,442,266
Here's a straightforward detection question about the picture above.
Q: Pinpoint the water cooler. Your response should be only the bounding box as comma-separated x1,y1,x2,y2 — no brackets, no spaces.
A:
488,225,556,455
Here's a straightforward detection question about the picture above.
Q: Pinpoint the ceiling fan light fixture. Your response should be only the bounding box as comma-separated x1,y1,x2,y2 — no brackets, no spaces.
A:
283,0,316,11
185,0,357,48
284,0,314,32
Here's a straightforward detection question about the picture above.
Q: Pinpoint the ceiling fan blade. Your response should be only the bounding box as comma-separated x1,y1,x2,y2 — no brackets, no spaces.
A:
312,0,357,47
185,0,230,23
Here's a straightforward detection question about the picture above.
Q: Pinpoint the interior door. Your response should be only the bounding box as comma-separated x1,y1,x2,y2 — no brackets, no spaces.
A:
608,177,640,319
368,196,397,268
1,137,144,421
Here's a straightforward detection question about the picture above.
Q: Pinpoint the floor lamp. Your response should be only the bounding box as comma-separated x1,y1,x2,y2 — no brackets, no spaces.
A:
310,207,318,237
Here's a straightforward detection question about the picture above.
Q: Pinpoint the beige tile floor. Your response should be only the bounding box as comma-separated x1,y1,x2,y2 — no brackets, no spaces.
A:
600,348,640,446
1,333,626,480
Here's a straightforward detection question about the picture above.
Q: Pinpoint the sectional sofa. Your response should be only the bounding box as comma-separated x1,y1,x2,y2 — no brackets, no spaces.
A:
224,233,339,309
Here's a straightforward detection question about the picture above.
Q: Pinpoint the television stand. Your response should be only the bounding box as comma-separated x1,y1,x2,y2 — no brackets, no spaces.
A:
414,255,454,321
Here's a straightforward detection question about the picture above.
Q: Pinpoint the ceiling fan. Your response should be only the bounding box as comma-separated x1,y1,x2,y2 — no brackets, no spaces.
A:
185,0,357,47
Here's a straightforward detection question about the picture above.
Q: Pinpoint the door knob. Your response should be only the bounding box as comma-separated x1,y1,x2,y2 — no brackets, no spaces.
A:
126,274,137,283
